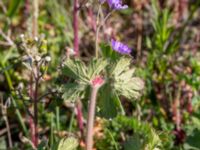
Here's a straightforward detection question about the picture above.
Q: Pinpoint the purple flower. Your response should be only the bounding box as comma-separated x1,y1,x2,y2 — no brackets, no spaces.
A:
111,39,132,54
100,0,128,10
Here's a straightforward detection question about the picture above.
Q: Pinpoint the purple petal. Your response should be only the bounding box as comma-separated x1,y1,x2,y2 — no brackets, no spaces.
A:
111,39,132,54
101,0,128,10
114,4,128,10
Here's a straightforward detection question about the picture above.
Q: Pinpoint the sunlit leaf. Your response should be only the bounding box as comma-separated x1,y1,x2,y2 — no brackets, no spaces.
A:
57,137,78,150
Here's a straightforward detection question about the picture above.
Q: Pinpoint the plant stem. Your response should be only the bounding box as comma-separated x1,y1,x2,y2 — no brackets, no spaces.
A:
95,7,114,58
73,0,79,56
86,86,99,150
95,5,101,58
33,77,39,147
56,106,60,130
5,113,13,148
50,113,54,148
105,129,119,150
76,100,84,138
1,62,13,90
69,111,75,132
32,0,38,37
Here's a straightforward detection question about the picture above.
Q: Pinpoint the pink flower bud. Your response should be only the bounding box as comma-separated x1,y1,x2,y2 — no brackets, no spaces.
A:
91,76,104,88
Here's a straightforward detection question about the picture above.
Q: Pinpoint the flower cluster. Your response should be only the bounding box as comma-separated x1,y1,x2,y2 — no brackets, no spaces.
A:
100,0,128,10
111,39,132,54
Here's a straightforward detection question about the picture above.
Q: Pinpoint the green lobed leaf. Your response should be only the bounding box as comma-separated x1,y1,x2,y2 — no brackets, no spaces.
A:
115,116,162,150
98,84,118,118
114,77,144,99
62,59,89,83
87,58,108,79
57,137,78,150
62,83,86,102
110,57,131,77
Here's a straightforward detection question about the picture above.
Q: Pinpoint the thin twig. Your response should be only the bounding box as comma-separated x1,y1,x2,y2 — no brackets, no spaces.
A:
95,7,114,58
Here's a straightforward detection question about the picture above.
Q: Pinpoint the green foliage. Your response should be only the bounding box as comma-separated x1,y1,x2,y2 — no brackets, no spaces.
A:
62,57,144,102
96,116,162,150
146,0,179,81
115,116,162,150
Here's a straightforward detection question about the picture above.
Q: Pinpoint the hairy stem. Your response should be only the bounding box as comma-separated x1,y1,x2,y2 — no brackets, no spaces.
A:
86,87,99,150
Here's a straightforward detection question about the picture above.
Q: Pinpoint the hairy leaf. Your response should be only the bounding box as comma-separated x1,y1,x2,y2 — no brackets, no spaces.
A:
62,59,89,83
88,58,108,79
110,57,131,77
62,83,86,102
57,137,78,150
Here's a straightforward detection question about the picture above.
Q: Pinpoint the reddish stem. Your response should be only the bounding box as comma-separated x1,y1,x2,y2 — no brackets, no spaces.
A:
86,77,104,150
86,87,98,150
73,0,79,56
29,71,39,147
